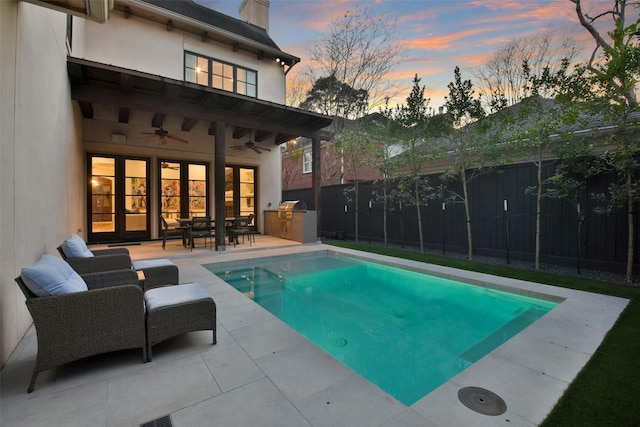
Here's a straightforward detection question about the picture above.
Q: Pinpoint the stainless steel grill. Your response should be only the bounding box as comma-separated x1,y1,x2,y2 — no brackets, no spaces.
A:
278,201,307,238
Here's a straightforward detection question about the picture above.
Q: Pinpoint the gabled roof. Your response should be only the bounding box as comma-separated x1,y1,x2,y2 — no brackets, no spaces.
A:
141,0,280,50
117,0,299,66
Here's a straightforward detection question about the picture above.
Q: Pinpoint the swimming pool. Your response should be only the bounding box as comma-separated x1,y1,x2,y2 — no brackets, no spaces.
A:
207,252,557,406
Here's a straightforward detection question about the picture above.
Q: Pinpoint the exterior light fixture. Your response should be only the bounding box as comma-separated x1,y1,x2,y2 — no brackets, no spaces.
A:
275,58,280,63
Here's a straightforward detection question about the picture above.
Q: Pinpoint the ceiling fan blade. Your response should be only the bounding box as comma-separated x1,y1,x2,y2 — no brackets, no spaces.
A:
254,144,271,152
251,147,262,154
166,134,189,144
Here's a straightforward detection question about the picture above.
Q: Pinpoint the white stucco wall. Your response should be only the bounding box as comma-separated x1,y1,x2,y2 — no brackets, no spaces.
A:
75,10,286,103
1,2,84,365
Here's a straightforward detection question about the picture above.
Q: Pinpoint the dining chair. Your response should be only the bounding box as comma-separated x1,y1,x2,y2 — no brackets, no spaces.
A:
189,216,214,250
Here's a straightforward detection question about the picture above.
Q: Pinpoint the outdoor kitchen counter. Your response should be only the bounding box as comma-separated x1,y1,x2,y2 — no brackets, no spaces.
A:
264,209,318,243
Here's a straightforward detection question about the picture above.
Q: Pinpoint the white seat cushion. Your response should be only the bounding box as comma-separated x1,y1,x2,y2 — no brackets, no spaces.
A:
132,258,175,270
144,283,211,311
21,255,88,297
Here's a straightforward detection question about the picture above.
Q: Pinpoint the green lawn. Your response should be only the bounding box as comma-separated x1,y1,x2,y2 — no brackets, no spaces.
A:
328,241,640,426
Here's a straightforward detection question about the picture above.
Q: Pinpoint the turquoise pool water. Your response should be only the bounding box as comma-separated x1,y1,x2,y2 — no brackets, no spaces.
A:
207,253,557,406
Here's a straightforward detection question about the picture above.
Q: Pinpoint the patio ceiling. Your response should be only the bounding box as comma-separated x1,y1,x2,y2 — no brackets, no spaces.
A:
67,57,334,145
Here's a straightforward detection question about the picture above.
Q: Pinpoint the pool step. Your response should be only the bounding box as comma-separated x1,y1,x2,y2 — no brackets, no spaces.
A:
459,308,541,364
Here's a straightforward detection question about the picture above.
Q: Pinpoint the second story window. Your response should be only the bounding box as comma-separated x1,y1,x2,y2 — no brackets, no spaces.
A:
185,52,257,97
303,151,312,174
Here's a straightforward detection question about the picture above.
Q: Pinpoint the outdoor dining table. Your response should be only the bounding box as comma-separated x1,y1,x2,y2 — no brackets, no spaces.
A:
177,217,235,248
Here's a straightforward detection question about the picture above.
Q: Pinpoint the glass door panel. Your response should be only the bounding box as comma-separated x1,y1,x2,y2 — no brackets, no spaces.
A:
90,157,115,233
188,164,207,217
225,167,234,218
160,162,181,219
239,168,255,216
225,165,257,221
125,159,148,231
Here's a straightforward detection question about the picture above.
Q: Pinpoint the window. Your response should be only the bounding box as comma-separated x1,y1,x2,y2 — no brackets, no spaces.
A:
237,67,257,97
185,53,209,86
303,151,312,174
185,52,257,97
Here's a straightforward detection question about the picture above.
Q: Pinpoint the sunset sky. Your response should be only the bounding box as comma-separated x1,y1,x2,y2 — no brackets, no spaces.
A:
198,0,624,110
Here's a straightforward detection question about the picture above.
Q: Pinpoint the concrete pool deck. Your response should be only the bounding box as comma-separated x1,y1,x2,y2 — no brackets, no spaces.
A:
1,240,629,426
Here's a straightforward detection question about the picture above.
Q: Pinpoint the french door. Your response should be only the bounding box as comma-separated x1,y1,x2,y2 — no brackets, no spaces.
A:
88,155,150,243
225,166,256,219
159,160,209,221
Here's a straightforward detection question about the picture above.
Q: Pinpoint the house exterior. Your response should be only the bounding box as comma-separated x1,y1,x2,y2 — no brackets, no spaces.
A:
282,136,383,191
1,0,331,365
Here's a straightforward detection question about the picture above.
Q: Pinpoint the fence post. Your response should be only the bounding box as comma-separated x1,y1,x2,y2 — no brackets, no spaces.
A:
369,200,372,244
442,202,446,255
503,199,510,264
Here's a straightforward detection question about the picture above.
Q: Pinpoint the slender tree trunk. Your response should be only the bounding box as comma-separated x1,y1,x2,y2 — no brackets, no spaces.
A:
626,168,634,284
415,180,424,253
535,144,543,270
462,171,473,260
383,182,388,247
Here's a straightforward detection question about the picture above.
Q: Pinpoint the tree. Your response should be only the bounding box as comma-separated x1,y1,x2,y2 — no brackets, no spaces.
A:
505,59,586,270
441,66,500,261
546,136,599,273
571,0,640,283
474,31,579,112
300,75,368,119
308,5,403,113
334,118,377,243
281,139,305,191
386,75,446,253
366,108,403,247
285,70,310,108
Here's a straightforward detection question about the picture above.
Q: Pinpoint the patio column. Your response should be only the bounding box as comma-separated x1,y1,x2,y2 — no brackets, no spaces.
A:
214,121,227,250
311,136,321,238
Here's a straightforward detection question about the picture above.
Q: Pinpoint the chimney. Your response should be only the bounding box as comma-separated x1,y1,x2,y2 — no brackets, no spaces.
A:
239,0,270,33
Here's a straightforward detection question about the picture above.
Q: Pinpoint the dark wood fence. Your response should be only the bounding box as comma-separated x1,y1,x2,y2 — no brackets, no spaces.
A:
283,161,639,275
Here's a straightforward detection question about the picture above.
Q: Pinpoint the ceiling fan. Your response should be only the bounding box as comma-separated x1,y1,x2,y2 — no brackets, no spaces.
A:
161,162,179,170
232,140,272,154
141,127,189,145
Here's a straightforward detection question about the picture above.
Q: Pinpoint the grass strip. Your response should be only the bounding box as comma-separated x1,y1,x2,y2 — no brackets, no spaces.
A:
328,241,640,426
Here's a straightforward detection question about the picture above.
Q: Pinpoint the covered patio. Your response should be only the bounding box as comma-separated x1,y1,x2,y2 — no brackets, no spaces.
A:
69,57,332,247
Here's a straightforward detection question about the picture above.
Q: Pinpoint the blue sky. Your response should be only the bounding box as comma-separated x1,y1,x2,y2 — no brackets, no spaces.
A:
198,0,622,109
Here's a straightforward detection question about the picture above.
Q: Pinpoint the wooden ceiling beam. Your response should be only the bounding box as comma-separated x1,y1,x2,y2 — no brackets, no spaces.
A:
78,101,93,118
181,118,198,132
151,113,165,128
119,107,130,123
70,83,332,140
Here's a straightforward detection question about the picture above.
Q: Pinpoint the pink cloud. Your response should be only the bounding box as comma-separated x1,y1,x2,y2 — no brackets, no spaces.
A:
401,26,500,51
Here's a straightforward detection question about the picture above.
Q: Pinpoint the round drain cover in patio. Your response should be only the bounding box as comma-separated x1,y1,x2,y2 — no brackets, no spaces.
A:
458,386,507,416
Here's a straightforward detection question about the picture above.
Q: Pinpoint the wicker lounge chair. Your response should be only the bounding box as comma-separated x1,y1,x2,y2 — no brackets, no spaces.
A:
16,266,146,392
57,235,179,291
